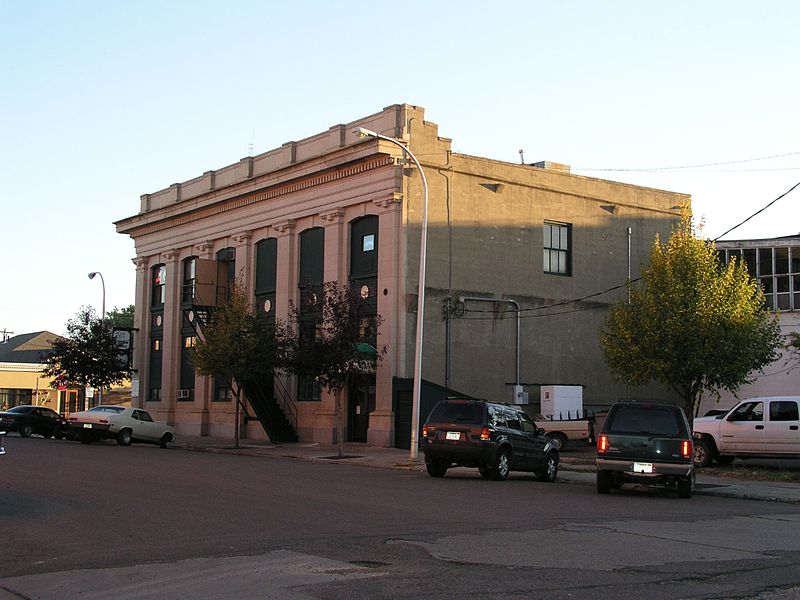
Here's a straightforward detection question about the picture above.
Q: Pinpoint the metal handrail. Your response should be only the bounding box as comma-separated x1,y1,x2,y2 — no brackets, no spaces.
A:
273,376,298,431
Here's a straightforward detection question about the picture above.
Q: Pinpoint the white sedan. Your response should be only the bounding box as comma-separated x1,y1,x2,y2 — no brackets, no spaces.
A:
67,406,175,448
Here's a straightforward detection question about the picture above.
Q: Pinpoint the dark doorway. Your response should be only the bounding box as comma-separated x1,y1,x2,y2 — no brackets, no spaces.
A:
347,375,374,443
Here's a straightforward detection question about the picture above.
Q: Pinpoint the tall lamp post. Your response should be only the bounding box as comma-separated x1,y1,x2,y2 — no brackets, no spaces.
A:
88,271,106,406
353,127,429,460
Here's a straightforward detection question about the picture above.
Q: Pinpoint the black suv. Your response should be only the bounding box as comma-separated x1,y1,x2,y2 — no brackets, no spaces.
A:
596,401,695,498
421,398,559,481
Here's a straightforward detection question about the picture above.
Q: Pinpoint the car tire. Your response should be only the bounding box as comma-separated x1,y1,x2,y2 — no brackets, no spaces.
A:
159,433,172,449
425,457,448,478
20,424,33,438
677,474,694,499
537,452,559,482
597,470,612,494
117,429,133,446
546,433,568,451
491,449,511,481
693,438,714,467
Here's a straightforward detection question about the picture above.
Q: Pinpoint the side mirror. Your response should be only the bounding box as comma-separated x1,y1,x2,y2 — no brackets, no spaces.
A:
537,427,545,437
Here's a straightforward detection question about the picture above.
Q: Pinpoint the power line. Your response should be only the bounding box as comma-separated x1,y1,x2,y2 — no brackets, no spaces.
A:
575,150,800,173
713,180,800,241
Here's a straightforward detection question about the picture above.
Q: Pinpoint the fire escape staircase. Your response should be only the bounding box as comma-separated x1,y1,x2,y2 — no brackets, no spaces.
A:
184,304,298,443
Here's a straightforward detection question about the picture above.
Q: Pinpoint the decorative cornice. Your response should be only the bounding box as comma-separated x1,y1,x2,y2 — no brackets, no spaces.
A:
162,249,180,261
195,241,214,253
132,257,148,269
125,155,395,237
373,191,404,209
320,208,345,223
272,219,296,234
232,231,253,244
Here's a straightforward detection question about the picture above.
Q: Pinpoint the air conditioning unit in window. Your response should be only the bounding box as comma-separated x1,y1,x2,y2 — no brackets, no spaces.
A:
177,389,191,400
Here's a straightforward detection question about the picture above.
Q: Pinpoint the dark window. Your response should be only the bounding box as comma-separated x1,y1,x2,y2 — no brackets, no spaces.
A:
605,406,685,436
759,248,773,275
255,238,278,324
520,412,538,434
729,401,763,422
216,247,236,305
505,409,521,431
543,221,571,275
428,400,485,425
299,228,324,287
151,264,166,306
182,257,198,304
350,216,379,278
488,405,506,427
297,376,321,402
770,401,799,422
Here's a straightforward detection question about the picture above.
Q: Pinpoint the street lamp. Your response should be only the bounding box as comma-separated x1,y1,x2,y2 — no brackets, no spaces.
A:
88,271,106,406
353,127,429,460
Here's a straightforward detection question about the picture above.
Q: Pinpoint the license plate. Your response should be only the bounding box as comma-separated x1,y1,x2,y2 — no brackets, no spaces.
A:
633,462,653,473
446,431,461,441
82,423,93,429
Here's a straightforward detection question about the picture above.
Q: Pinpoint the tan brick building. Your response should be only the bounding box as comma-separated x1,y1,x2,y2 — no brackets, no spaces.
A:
116,104,687,447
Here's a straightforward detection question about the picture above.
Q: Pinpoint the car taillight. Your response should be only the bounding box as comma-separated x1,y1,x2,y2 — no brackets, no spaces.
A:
597,435,609,453
681,439,691,458
480,427,491,441
422,424,429,439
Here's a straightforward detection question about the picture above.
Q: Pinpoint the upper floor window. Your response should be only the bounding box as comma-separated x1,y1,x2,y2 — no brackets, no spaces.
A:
544,221,571,276
182,257,197,304
299,228,325,288
719,245,800,311
350,216,378,279
151,264,166,306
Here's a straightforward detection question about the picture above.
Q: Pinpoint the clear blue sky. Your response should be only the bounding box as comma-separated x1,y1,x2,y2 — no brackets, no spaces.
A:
2,1,798,336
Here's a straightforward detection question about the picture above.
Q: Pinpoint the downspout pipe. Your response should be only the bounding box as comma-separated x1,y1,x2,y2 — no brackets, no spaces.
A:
459,296,521,386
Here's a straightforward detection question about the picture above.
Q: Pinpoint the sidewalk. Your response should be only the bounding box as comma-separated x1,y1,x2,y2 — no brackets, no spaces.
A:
176,435,800,504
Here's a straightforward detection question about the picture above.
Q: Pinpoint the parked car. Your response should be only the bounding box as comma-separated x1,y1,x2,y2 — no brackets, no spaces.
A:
534,413,593,449
0,405,68,439
421,398,559,481
693,396,800,467
596,401,694,498
66,405,175,447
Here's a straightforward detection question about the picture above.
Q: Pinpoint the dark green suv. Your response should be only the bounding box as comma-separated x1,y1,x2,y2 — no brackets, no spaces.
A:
596,401,695,498
421,398,559,481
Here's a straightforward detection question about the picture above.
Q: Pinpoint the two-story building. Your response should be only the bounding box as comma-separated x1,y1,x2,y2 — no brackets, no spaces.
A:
115,103,687,447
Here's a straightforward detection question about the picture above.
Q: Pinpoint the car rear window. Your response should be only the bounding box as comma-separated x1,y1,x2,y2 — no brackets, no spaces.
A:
605,406,687,437
428,401,484,425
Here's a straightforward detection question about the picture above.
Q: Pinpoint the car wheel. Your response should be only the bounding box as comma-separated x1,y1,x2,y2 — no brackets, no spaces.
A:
117,429,133,446
693,438,714,467
425,457,448,478
546,433,568,451
597,470,612,494
537,452,559,482
492,449,511,481
20,424,33,438
677,473,694,499
159,433,172,449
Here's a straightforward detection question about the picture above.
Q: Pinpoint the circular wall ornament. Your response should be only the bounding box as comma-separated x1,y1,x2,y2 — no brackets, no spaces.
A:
360,285,370,299
156,314,163,327
187,310,195,322
263,299,272,313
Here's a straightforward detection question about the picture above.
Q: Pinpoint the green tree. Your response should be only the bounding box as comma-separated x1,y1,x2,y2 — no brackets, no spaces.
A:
600,208,783,422
286,281,385,457
106,305,135,329
191,282,291,446
43,306,130,396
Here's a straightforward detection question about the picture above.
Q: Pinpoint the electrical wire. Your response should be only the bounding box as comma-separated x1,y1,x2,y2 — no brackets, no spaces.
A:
575,150,800,173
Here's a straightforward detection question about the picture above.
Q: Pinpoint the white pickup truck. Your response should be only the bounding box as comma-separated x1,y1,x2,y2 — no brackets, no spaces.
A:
534,414,593,450
692,396,800,466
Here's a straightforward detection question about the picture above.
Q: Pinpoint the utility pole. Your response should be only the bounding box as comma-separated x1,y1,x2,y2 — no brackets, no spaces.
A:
0,329,14,343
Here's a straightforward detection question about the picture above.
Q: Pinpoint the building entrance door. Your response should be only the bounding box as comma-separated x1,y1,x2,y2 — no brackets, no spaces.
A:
347,375,374,443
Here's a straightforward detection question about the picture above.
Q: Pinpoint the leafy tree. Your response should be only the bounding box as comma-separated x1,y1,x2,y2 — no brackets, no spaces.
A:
191,282,291,446
286,281,385,457
43,306,130,396
600,207,783,423
106,305,135,329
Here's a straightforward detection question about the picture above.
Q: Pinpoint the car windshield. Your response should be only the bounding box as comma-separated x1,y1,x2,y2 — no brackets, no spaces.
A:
605,406,686,437
428,401,484,424
88,406,125,414
8,406,33,414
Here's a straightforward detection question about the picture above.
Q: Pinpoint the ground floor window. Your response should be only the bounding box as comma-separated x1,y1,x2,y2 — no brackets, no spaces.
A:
0,388,33,411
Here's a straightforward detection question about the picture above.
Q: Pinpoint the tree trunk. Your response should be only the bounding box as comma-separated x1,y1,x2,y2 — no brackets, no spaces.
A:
335,388,344,458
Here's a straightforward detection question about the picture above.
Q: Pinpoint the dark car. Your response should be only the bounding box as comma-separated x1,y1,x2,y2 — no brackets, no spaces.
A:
0,405,68,439
596,401,694,498
421,398,559,481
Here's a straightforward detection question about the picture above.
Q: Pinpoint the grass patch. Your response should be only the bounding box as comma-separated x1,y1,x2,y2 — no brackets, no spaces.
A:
699,464,800,483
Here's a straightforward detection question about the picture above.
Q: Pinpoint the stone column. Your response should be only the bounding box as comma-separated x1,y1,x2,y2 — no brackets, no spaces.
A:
131,256,149,409
159,248,181,424
369,192,404,446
